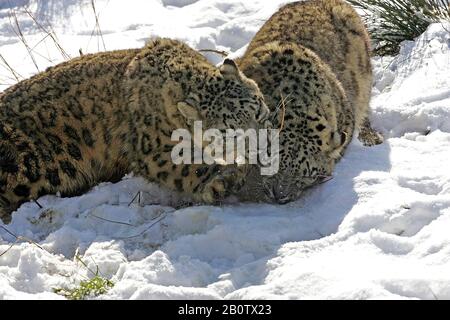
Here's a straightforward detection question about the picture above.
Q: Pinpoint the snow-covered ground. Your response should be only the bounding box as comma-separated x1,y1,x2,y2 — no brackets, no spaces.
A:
1,0,450,300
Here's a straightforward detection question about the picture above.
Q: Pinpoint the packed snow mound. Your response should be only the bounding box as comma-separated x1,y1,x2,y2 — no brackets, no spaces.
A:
372,23,450,137
1,0,450,299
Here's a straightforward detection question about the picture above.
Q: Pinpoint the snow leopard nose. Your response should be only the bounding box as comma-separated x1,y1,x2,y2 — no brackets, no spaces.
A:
272,183,291,205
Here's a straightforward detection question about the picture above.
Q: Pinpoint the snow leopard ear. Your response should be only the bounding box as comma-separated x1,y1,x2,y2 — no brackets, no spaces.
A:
336,132,348,148
337,132,348,148
220,59,241,80
328,131,348,160
177,100,201,122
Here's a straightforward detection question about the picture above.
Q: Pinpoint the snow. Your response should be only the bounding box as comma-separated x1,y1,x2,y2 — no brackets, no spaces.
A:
1,0,450,300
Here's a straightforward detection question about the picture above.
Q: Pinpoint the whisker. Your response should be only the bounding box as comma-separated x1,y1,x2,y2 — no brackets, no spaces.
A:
277,91,295,133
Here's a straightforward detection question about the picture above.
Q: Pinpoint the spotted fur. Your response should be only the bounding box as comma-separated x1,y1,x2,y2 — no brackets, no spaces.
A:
0,38,269,223
236,0,382,204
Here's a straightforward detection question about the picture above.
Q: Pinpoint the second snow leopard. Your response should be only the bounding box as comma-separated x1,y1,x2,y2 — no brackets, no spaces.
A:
235,0,383,204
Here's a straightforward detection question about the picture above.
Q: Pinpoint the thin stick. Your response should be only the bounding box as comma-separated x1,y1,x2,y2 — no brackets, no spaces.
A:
91,0,106,52
18,235,44,250
0,225,44,251
117,213,168,240
0,225,17,239
29,33,52,53
90,256,105,278
0,53,22,81
198,49,230,57
128,191,141,207
33,199,43,209
279,91,287,133
23,8,71,60
75,254,98,277
0,240,19,258
89,213,136,227
9,10,40,73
